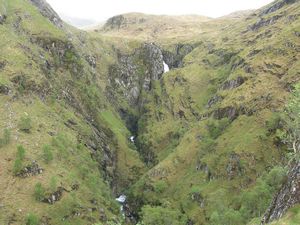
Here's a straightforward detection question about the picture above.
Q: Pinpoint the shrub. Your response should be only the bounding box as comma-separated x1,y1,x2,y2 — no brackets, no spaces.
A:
154,180,168,193
18,116,32,133
207,118,230,139
13,145,26,175
13,158,23,175
34,182,45,201
0,128,11,147
42,144,53,163
266,114,282,134
265,166,287,192
140,205,188,225
26,213,39,225
17,145,26,160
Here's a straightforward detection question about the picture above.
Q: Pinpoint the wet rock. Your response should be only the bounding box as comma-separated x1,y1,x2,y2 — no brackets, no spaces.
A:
221,76,246,90
261,160,300,224
43,187,64,204
226,153,242,180
260,0,297,16
30,0,63,28
17,161,43,178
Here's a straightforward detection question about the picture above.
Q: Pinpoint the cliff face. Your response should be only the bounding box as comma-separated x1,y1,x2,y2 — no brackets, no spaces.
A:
262,161,300,224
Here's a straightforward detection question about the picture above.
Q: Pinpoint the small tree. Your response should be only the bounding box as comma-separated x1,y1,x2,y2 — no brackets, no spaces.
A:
18,116,32,133
42,144,53,163
13,158,23,175
13,145,26,175
17,145,26,160
34,182,45,201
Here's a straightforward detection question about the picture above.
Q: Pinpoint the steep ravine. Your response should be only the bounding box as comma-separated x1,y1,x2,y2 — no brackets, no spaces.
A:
0,0,300,224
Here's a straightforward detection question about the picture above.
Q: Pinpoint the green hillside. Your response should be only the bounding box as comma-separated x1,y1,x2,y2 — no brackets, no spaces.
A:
0,0,299,224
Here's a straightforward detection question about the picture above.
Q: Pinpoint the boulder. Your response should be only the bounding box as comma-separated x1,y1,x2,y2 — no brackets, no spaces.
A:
43,187,64,204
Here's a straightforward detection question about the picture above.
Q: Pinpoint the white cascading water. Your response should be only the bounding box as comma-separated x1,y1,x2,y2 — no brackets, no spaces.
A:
163,61,169,73
116,194,126,216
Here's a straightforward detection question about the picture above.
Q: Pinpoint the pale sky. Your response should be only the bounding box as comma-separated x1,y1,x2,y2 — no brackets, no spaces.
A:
46,0,274,22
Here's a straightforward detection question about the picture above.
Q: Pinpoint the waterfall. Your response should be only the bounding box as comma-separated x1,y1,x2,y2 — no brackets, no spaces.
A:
163,61,169,73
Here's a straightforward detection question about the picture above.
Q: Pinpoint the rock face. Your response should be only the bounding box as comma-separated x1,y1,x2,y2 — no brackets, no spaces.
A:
30,0,63,28
260,0,297,16
107,43,164,105
249,15,282,31
261,161,300,224
163,43,196,69
17,161,43,178
226,153,243,179
221,77,245,90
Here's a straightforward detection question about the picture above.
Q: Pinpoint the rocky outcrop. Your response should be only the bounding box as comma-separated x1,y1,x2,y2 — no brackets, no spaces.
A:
261,160,300,224
30,0,63,28
221,76,245,90
102,14,148,31
206,95,223,108
0,84,10,95
107,43,164,105
213,106,239,121
226,153,243,180
103,15,126,30
260,0,297,16
43,187,64,204
191,192,205,208
17,161,43,178
249,15,282,31
163,43,197,69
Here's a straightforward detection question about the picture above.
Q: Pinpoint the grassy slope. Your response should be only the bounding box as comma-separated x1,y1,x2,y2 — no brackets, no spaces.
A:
0,0,146,224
